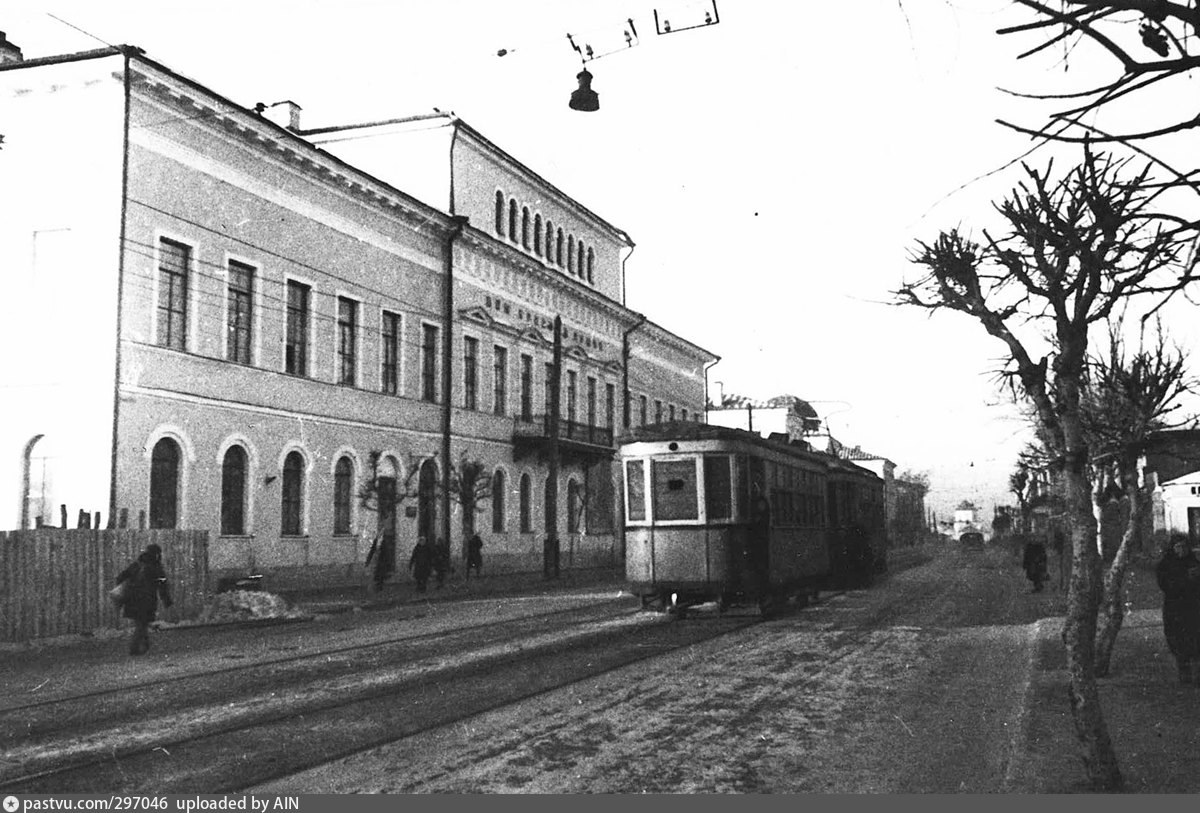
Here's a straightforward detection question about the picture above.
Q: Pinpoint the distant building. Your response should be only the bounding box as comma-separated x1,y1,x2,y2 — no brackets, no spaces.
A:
706,394,820,440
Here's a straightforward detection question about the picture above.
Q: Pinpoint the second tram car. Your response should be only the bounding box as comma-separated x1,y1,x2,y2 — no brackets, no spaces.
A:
620,422,885,615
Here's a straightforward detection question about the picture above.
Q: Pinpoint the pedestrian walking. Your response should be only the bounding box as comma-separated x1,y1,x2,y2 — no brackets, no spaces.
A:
1022,538,1049,593
409,536,433,594
115,543,173,656
1156,533,1200,685
466,533,484,580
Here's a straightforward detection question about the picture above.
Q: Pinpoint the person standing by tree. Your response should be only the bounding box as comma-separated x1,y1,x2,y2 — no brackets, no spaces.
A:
1023,537,1049,593
465,533,484,581
116,543,172,656
1156,533,1200,685
409,536,432,594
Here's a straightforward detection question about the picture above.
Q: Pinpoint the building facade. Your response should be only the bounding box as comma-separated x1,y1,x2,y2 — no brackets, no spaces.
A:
0,42,716,589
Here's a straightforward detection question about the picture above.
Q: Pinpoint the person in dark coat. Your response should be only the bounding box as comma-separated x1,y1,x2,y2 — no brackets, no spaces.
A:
409,536,433,594
465,533,484,580
116,543,173,656
1022,539,1049,592
1156,533,1200,684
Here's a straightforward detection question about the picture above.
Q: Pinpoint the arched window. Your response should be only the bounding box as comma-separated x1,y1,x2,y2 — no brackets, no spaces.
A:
567,478,582,534
494,190,505,236
333,456,353,535
577,241,585,277
519,473,532,533
149,437,181,529
220,445,247,536
586,248,595,283
521,207,530,249
508,199,518,242
567,235,575,273
545,220,555,259
492,470,506,533
556,229,565,268
533,215,543,256
281,451,305,536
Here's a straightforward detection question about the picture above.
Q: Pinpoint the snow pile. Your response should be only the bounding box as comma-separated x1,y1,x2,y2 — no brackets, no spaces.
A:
196,590,308,623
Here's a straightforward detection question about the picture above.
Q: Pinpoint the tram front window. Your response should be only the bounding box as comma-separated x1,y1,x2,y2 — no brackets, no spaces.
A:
625,459,646,521
653,459,698,521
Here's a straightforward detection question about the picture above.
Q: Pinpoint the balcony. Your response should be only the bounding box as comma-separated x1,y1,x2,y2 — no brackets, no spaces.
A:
512,414,615,464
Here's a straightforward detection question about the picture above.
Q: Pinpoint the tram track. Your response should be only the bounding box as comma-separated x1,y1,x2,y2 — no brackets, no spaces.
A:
0,601,760,793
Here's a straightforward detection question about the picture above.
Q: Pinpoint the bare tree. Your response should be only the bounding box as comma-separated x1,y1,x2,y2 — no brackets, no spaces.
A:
357,450,422,589
1083,323,1195,676
998,1,1200,148
900,147,1191,790
445,453,494,558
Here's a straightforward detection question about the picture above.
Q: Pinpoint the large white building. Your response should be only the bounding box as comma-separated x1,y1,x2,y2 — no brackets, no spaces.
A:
0,36,717,588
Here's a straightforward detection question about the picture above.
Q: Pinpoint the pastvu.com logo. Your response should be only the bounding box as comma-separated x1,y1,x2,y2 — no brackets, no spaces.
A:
3,796,19,813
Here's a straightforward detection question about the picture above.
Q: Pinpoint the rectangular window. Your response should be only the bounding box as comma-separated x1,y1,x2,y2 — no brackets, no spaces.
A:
226,260,253,364
681,408,688,422
493,345,508,415
566,370,577,424
337,296,358,386
520,353,533,420
381,311,400,395
285,280,310,376
640,395,648,427
156,238,189,350
655,400,663,424
421,324,439,402
605,383,615,430
704,456,733,520
463,336,479,409
653,458,699,521
625,459,646,522
587,377,597,428
669,404,676,422
545,362,555,416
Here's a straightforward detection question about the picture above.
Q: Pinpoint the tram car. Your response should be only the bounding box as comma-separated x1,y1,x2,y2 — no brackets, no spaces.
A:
619,422,886,616
824,454,887,588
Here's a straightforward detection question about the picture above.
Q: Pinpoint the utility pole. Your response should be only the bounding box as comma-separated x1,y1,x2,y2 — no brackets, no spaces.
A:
545,315,562,579
440,215,469,561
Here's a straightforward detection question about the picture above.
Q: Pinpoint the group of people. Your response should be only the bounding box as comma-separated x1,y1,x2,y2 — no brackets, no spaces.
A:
1020,530,1200,685
406,533,485,593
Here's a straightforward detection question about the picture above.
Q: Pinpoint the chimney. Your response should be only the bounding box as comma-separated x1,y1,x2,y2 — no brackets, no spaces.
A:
0,31,24,65
257,100,302,132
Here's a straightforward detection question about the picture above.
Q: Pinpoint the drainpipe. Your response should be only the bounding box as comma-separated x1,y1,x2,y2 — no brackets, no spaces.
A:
108,49,135,527
619,243,635,307
440,215,469,560
621,315,648,430
701,359,719,423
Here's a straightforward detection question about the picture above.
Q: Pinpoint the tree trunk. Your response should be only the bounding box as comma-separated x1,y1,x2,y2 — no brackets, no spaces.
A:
1095,471,1147,678
1061,463,1124,791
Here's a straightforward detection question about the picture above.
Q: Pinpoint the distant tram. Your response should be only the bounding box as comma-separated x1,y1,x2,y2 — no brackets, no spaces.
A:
620,422,885,616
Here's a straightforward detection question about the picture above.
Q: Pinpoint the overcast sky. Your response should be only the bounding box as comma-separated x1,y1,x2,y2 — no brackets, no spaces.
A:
8,0,1191,526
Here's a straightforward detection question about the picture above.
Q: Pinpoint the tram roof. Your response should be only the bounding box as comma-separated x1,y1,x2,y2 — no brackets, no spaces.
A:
618,422,881,480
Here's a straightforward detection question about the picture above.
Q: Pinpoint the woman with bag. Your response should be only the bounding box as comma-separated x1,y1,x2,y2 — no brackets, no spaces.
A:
115,543,173,656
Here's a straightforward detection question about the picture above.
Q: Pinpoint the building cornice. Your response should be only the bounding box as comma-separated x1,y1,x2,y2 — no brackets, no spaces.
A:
124,53,459,239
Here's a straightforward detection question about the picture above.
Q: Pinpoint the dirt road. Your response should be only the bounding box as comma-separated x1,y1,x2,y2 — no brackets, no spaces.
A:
254,547,1054,793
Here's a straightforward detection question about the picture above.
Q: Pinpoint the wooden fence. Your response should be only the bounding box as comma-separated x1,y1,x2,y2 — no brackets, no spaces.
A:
0,529,209,643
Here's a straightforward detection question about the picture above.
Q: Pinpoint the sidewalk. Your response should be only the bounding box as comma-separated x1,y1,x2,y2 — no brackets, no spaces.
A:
277,565,625,616
1010,608,1200,793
